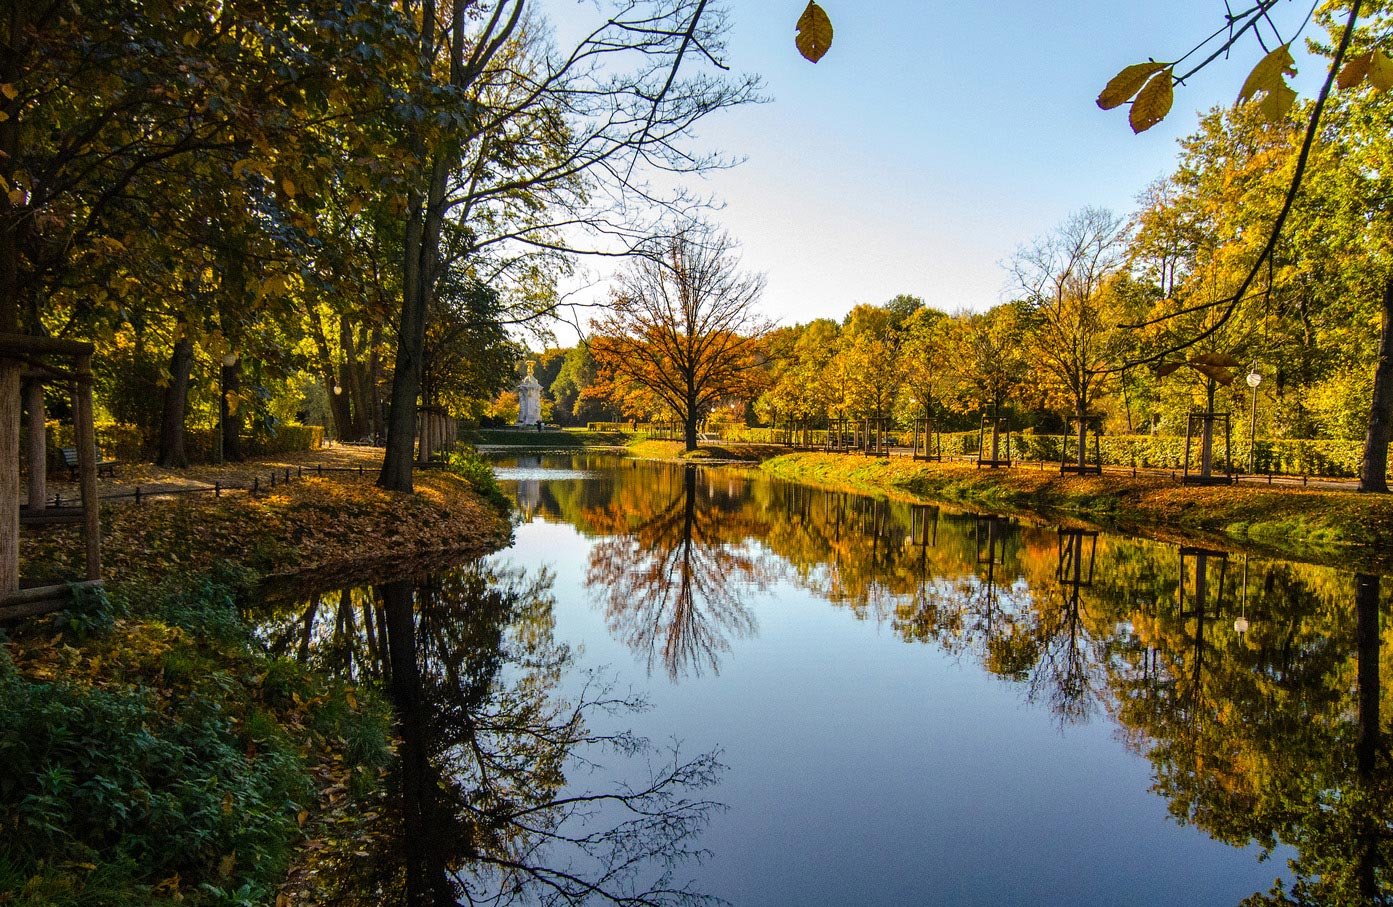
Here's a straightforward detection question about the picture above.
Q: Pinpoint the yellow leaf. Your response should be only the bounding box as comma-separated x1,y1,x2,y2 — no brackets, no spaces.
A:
6,188,23,206
232,159,254,180
1097,61,1167,110
1258,80,1296,122
0,111,8,123
0,84,15,100
182,30,200,47
1337,51,1373,90
345,689,358,710
297,809,309,827
282,176,298,198
221,793,233,815
1129,69,1173,133
1369,49,1393,92
1237,44,1296,116
795,2,833,64
218,853,236,878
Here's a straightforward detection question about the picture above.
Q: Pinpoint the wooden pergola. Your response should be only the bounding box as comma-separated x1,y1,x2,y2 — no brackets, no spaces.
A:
0,332,102,620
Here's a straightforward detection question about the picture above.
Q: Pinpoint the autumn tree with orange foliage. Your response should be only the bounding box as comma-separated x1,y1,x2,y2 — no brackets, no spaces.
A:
589,227,770,450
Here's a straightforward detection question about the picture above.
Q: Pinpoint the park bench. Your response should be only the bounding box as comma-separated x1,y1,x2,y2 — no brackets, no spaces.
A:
60,446,117,480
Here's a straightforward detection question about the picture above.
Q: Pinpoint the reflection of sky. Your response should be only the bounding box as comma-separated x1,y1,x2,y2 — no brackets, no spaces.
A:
491,506,1284,907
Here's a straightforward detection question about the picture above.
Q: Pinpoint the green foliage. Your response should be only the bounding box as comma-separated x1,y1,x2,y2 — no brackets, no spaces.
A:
0,646,306,907
445,450,512,513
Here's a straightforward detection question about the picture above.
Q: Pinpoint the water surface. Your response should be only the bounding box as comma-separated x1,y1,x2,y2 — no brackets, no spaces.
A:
258,453,1393,906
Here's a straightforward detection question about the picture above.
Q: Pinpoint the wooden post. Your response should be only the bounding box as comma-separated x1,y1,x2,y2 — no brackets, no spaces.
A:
74,355,101,582
24,378,45,512
0,357,18,593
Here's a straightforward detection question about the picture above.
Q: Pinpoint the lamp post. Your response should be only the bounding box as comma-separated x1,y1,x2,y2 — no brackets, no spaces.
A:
217,352,238,465
1245,368,1262,475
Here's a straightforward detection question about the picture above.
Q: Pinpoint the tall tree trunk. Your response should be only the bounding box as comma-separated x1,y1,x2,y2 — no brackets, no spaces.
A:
1359,279,1393,493
684,394,699,452
220,356,243,462
0,26,25,592
156,334,194,467
342,315,369,439
381,153,450,492
368,328,384,437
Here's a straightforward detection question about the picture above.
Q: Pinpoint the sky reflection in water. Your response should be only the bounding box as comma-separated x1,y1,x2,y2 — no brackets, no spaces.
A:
259,453,1392,906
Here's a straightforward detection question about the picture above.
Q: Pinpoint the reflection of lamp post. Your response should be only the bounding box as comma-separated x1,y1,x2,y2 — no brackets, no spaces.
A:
1235,554,1251,636
1245,368,1262,475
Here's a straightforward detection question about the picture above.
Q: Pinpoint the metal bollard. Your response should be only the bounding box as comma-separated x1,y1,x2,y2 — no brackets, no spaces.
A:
253,477,259,494
215,481,221,498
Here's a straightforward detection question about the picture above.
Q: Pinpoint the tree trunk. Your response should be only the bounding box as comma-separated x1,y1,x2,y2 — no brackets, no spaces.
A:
0,360,17,593
380,153,450,492
1359,279,1393,493
683,403,698,452
367,329,384,438
220,356,243,462
1076,398,1088,470
155,335,194,467
1200,380,1217,479
342,315,369,439
24,379,45,511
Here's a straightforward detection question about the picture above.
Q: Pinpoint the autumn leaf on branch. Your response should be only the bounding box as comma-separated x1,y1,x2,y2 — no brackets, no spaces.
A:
1237,44,1298,122
1096,62,1168,110
1129,68,1174,133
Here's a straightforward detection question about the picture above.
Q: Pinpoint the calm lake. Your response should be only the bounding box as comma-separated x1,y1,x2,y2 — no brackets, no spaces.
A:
256,453,1391,906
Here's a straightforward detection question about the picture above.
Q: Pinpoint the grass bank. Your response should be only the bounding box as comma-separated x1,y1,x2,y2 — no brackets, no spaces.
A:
761,452,1393,564
625,438,788,463
466,427,627,447
2,451,511,906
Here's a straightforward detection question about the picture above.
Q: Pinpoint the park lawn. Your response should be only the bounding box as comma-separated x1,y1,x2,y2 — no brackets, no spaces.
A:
761,452,1393,563
2,454,510,907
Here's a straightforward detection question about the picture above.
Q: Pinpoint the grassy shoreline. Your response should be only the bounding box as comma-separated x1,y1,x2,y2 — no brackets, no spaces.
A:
2,452,512,906
760,452,1393,570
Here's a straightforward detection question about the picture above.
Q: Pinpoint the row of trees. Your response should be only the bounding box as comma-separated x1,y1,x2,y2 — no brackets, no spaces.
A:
566,77,1393,491
1,0,758,561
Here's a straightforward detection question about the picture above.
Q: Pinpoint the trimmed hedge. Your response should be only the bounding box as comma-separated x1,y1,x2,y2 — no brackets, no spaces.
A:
717,425,1378,478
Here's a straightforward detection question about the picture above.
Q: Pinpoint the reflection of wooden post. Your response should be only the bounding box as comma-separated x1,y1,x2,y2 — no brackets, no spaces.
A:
25,379,45,511
75,355,101,581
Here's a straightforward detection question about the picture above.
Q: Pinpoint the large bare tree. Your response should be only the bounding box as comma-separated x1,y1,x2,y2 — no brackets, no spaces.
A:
1012,207,1131,469
378,0,759,491
590,226,769,451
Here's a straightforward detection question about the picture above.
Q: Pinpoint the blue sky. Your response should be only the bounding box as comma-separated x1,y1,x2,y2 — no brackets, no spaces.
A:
550,0,1331,335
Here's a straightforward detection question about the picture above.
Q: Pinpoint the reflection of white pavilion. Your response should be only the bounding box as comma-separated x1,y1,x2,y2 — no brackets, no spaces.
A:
516,361,542,426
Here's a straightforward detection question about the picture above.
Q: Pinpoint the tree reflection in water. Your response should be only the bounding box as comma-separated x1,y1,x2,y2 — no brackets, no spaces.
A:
500,455,1393,902
586,466,765,681
258,562,724,907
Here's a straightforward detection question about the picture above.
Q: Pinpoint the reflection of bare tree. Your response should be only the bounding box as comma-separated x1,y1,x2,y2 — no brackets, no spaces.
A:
1025,530,1106,724
587,465,765,680
257,563,725,906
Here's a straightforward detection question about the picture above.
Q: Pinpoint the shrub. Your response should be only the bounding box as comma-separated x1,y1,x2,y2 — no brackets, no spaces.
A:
445,449,512,513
